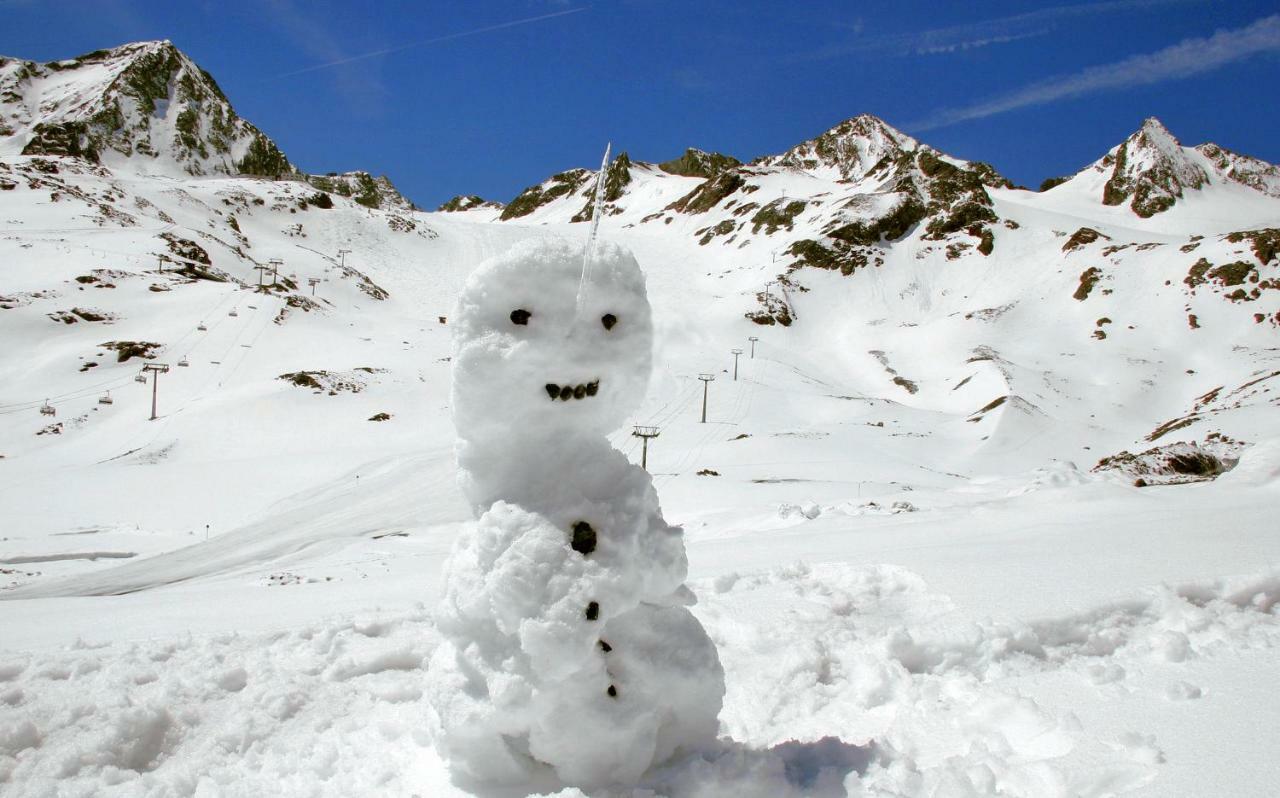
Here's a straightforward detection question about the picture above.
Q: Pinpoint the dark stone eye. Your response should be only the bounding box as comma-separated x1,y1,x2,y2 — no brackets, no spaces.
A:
571,521,596,555
601,313,617,330
510,309,531,325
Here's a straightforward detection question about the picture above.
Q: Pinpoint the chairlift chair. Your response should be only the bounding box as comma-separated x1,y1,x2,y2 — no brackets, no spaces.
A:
135,372,149,384
197,322,207,331
228,308,238,317
40,400,56,416
98,391,113,405
177,357,189,367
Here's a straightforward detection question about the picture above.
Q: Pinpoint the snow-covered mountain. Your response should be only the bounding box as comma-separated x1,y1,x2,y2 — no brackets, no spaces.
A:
0,40,291,177
2,41,1280,798
1049,116,1280,216
0,40,413,210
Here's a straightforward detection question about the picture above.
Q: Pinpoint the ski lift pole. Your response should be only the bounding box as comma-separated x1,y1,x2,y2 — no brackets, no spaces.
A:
698,374,715,423
142,363,170,420
748,336,759,358
632,425,659,471
731,349,743,381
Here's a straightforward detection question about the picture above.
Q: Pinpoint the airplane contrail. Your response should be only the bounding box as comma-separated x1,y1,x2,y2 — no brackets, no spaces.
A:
275,6,588,79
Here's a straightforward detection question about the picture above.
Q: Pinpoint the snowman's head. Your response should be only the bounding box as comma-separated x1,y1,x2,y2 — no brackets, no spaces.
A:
452,237,653,444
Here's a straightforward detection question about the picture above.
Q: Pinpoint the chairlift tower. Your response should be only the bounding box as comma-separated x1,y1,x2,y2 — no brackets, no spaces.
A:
253,264,272,288
698,373,715,423
632,425,660,471
308,277,321,296
141,363,170,420
731,349,743,381
337,249,351,270
268,258,284,285
748,336,759,358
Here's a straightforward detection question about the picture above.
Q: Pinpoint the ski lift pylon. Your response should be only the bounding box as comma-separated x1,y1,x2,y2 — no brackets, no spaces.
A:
40,399,56,416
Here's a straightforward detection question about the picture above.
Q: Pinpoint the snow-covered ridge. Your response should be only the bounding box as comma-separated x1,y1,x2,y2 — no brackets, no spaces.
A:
1055,116,1280,217
0,41,415,211
752,113,923,183
0,40,291,178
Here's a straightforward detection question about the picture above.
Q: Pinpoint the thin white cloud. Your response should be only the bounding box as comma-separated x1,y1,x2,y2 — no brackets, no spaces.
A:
262,0,389,115
912,14,1280,131
791,0,1203,61
274,7,588,79
911,30,1047,56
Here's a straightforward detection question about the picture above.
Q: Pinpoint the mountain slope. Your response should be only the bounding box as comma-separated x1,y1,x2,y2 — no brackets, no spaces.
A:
3,41,1280,798
0,40,292,177
1051,117,1280,217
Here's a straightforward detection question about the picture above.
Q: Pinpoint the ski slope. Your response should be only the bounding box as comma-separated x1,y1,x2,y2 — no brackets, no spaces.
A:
1,144,1279,796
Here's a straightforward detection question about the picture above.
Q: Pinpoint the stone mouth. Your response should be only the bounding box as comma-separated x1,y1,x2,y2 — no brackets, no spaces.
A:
545,380,600,402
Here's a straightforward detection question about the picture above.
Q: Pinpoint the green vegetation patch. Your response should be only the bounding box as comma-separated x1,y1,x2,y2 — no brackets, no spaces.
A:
665,170,747,215
501,169,590,220
750,199,807,235
303,192,334,209
786,238,871,276
697,220,736,246
828,198,926,245
659,148,741,178
20,122,99,162
923,201,997,239
237,136,292,178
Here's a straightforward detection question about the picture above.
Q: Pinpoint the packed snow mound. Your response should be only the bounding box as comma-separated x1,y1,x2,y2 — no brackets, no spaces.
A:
1218,438,1280,487
431,237,724,788
450,237,653,476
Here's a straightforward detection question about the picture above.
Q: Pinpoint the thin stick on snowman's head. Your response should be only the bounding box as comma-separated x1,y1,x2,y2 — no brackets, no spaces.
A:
575,141,611,319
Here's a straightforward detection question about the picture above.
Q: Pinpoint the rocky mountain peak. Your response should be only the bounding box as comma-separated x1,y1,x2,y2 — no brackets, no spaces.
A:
754,114,921,182
1195,142,1280,199
1,40,293,178
1098,116,1207,217
305,171,415,212
658,148,740,178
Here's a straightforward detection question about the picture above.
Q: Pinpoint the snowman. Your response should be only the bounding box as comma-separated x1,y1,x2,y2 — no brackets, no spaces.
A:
427,236,724,788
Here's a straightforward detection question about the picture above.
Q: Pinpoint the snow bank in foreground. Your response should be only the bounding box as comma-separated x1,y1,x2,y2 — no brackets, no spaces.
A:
3,564,1277,796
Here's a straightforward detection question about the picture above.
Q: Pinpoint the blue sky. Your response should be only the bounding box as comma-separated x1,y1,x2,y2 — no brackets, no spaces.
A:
3,1,1279,207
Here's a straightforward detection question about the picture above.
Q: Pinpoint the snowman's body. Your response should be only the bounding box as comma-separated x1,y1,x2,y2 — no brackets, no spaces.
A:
429,238,724,788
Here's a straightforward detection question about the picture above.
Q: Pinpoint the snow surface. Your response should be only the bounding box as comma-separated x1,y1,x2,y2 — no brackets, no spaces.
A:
0,133,1278,796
